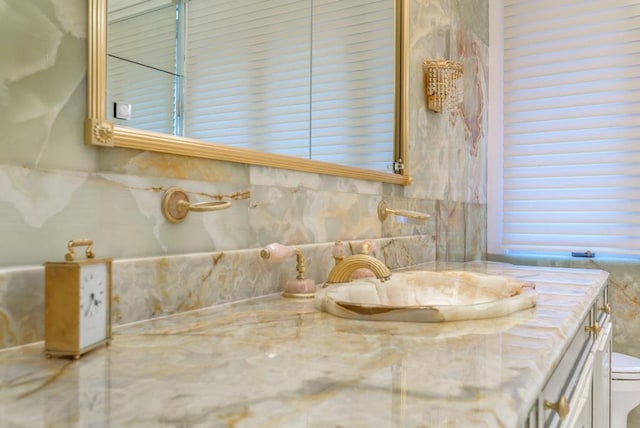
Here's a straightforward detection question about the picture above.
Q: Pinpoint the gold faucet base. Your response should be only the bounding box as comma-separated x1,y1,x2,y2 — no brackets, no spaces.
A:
326,254,391,284
282,291,315,299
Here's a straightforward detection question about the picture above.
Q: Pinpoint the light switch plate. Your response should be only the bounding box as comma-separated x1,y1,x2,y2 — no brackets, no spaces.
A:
114,102,132,120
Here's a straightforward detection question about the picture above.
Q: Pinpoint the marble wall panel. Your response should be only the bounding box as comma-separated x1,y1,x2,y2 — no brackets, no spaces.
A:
435,200,466,262
465,202,487,261
0,267,44,349
0,165,254,268
405,0,488,204
0,0,89,171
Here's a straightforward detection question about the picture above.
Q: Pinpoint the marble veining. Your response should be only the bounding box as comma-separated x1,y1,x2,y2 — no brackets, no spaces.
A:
0,263,608,427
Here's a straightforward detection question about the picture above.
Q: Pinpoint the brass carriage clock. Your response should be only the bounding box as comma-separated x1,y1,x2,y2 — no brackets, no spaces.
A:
45,239,112,359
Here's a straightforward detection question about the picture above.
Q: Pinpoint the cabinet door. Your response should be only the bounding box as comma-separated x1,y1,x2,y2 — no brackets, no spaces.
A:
541,313,593,427
565,352,594,428
593,321,612,428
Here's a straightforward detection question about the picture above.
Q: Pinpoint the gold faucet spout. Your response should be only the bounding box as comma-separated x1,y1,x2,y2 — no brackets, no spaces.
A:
326,254,391,284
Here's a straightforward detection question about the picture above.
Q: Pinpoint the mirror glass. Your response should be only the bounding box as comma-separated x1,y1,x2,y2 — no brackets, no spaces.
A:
88,0,408,184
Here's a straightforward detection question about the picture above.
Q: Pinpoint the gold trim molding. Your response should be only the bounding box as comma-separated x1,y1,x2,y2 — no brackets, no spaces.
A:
85,118,114,146
86,0,411,186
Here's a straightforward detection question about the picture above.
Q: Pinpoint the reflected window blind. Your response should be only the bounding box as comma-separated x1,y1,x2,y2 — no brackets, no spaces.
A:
185,0,312,157
502,0,640,256
184,0,394,169
107,4,178,134
311,0,394,170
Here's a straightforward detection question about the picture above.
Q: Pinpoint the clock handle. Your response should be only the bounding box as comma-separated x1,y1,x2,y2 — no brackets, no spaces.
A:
65,239,95,261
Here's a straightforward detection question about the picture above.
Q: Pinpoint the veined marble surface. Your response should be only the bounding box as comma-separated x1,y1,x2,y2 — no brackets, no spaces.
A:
0,263,608,427
0,236,436,350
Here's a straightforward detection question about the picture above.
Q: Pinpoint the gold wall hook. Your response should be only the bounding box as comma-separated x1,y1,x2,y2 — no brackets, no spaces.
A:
161,187,231,223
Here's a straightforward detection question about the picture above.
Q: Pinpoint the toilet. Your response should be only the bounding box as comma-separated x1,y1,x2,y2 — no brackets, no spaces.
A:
612,352,640,428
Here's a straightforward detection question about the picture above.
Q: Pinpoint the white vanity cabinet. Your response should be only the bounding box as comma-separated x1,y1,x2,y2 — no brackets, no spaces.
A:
535,285,611,428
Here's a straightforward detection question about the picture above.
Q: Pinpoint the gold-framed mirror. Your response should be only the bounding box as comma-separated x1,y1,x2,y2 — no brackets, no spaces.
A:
86,0,410,185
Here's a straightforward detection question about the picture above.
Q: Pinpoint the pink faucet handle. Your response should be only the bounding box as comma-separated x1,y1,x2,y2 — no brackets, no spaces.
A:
332,241,348,260
260,242,296,263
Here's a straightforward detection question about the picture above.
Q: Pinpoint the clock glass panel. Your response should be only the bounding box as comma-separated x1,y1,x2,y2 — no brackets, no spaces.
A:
79,262,108,349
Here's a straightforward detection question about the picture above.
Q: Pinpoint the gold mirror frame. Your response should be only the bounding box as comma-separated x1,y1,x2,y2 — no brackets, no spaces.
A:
86,0,410,185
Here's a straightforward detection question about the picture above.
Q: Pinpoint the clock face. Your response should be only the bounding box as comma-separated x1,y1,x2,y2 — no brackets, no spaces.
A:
79,263,108,349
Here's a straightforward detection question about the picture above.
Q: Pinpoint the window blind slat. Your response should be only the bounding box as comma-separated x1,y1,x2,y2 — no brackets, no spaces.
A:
502,0,640,256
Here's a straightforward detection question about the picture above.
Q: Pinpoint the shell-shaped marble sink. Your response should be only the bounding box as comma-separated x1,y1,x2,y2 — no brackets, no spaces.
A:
315,270,536,322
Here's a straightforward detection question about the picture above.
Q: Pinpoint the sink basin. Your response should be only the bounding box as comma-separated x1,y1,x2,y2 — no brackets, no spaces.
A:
315,270,536,322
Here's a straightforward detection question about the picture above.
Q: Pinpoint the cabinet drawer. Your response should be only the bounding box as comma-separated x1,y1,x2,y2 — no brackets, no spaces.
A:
541,312,594,427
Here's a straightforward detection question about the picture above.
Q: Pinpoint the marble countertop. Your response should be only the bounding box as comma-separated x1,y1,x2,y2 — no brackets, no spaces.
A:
0,262,608,427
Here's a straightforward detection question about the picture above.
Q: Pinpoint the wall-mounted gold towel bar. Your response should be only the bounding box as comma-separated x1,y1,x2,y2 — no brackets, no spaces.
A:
161,187,231,223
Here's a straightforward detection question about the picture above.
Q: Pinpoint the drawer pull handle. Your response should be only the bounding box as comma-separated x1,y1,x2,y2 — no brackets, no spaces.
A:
585,322,601,336
599,303,611,314
544,396,570,420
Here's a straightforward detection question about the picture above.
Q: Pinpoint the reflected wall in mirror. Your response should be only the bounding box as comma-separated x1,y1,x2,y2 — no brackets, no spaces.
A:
87,0,410,185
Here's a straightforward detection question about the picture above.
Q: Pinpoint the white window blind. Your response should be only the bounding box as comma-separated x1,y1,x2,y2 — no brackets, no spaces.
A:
502,0,640,256
107,2,178,135
184,0,394,170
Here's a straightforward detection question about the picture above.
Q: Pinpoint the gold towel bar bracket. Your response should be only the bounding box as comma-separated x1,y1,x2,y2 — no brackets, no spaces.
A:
161,187,231,223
